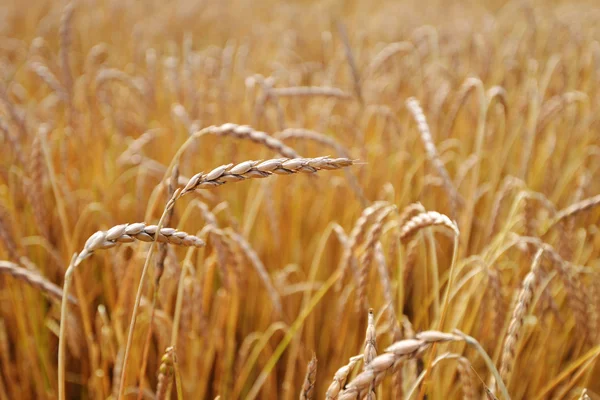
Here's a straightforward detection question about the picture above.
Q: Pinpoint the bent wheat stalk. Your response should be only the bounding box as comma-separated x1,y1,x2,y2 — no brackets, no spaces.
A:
399,211,459,242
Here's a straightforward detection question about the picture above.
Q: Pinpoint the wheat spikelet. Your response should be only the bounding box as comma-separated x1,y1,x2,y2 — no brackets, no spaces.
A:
95,68,147,99
550,193,600,228
0,261,76,304
388,202,426,266
499,249,544,387
457,357,477,400
299,352,317,400
0,204,20,261
487,176,524,240
117,129,159,166
326,355,363,400
441,77,485,139
75,223,205,266
272,86,352,99
366,41,414,76
275,128,367,205
28,61,68,102
180,157,355,195
579,389,591,400
198,123,300,159
337,22,363,103
338,202,390,291
0,116,25,167
338,331,462,399
406,97,462,212
516,235,592,342
25,125,50,240
356,205,396,310
399,211,459,242
155,347,175,400
84,43,109,73
276,128,352,158
536,91,588,134
487,268,505,343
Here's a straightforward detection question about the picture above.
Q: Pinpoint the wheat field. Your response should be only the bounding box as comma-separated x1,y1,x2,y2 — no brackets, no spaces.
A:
1,0,600,399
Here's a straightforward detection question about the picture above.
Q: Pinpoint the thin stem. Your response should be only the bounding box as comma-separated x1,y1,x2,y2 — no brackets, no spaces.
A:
417,232,459,400
117,192,179,400
58,254,77,400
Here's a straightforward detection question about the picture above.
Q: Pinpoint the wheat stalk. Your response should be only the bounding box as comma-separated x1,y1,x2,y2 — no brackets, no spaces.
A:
364,308,377,400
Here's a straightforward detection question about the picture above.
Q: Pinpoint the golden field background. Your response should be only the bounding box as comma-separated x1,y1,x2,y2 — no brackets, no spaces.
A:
0,0,600,399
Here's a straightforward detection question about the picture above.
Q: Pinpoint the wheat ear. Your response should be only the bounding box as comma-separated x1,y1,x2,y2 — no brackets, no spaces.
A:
499,248,544,388
356,205,396,310
338,202,390,290
299,352,317,400
0,261,76,304
549,193,600,229
75,223,205,266
59,1,75,99
338,331,462,399
399,211,459,242
272,86,352,99
366,41,414,76
28,61,68,102
406,97,462,213
337,22,363,103
180,157,355,195
155,347,175,400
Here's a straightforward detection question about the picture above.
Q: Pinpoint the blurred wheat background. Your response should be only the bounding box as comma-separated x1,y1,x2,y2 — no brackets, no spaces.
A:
1,0,600,399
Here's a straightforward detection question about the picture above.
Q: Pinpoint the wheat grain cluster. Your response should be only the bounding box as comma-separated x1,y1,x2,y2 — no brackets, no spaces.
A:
1,0,599,399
